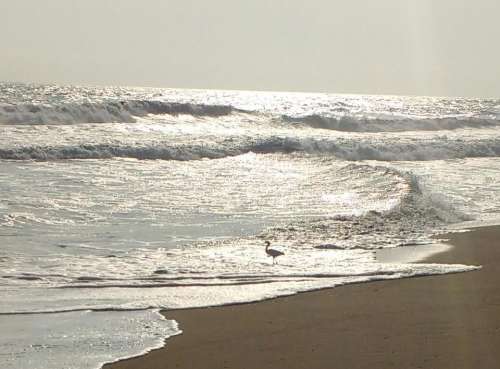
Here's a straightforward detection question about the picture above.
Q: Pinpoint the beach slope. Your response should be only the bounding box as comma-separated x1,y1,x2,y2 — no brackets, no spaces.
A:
106,225,500,369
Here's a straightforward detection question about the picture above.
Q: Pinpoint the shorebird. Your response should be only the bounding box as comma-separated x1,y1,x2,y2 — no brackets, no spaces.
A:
265,241,284,265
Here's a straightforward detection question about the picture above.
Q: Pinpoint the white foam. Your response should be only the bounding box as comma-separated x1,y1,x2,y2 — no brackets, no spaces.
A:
283,114,500,132
0,100,236,125
0,310,180,369
1,122,500,161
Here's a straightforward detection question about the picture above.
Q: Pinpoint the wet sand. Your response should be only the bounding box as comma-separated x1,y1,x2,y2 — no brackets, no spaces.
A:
106,225,500,369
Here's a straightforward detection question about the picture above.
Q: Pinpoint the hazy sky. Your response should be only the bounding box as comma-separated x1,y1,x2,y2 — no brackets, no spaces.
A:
1,0,499,97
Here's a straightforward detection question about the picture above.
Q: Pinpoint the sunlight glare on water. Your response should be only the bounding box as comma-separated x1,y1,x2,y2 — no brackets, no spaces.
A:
1,83,498,369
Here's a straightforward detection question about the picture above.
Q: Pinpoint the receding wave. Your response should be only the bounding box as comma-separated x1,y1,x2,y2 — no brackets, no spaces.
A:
283,114,500,132
0,100,238,125
2,136,500,161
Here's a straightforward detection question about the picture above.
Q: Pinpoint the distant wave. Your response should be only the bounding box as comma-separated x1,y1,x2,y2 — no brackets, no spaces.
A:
0,100,238,125
283,114,500,132
2,136,500,161
2,98,500,133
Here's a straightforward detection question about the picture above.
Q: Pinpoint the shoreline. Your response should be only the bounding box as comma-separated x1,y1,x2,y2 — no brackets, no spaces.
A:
105,225,500,369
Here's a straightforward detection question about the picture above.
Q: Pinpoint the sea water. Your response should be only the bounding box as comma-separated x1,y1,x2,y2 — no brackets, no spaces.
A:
1,83,499,368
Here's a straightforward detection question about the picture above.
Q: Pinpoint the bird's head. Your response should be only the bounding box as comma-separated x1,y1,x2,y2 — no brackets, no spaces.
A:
264,241,270,247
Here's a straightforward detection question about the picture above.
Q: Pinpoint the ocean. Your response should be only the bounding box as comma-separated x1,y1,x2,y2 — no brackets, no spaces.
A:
1,82,499,369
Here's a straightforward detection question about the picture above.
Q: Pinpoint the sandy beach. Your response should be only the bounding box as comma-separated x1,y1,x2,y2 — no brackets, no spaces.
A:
105,225,500,369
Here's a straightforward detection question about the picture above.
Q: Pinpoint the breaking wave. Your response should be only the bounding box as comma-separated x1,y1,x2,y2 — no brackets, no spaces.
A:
2,136,500,161
283,114,500,132
2,97,499,134
0,164,474,294
261,163,472,253
0,100,238,125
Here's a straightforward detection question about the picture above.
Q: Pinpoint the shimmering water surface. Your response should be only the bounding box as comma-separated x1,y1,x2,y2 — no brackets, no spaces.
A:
1,83,499,369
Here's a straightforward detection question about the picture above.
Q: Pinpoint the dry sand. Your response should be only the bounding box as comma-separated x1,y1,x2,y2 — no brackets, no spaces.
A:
106,225,500,369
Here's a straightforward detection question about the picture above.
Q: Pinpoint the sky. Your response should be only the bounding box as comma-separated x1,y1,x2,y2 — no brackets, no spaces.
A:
1,0,499,98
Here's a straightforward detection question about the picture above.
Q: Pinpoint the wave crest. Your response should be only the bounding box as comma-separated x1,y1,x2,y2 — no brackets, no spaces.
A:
0,100,237,125
284,114,500,132
3,96,499,133
262,164,471,252
2,136,500,161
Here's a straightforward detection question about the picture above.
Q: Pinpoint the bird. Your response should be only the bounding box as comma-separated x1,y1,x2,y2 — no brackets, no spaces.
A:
264,240,284,265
